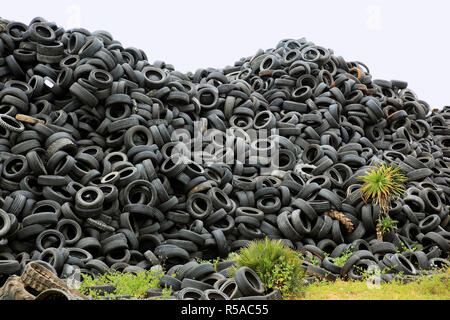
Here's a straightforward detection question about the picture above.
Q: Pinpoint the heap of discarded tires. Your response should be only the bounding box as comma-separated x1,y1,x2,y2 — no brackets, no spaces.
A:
0,16,449,299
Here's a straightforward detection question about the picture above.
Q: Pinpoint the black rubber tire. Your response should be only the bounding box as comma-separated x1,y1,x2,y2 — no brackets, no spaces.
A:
175,261,199,280
340,253,361,277
370,241,397,255
0,260,20,275
35,229,65,252
75,186,104,209
200,289,230,300
277,211,303,241
176,287,204,300
419,188,443,213
185,263,215,280
181,278,214,291
101,235,129,256
211,229,229,258
159,275,182,291
143,250,160,266
300,244,325,260
348,259,378,281
38,248,65,274
419,215,441,233
330,243,348,258
428,258,450,269
234,266,265,296
290,209,312,235
56,219,82,245
0,114,25,132
154,244,190,262
200,272,227,287
0,209,11,237
388,253,417,275
321,257,342,274
85,259,109,274
403,251,430,270
421,232,450,252
306,264,338,282
219,278,242,299
216,260,237,272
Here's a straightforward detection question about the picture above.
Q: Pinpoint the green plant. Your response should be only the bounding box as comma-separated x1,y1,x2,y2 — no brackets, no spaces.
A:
358,163,407,214
298,251,321,266
195,253,238,271
378,215,398,234
227,252,239,261
155,287,173,300
357,264,395,281
332,245,355,267
80,270,165,299
358,162,406,241
195,256,221,270
397,242,418,254
306,255,321,265
232,238,306,298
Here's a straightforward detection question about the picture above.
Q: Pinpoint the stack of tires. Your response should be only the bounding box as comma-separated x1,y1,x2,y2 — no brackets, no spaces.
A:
0,16,448,290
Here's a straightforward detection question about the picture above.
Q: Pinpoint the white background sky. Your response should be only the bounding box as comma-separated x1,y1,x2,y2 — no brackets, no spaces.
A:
2,1,449,109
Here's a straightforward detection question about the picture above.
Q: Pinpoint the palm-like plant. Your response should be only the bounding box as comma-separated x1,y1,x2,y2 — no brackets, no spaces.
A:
358,163,407,241
358,163,407,213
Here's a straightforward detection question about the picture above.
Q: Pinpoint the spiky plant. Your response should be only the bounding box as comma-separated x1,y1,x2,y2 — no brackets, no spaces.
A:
358,163,407,213
358,163,407,241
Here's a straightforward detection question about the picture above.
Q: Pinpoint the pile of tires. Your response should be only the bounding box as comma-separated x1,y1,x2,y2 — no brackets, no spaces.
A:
0,16,448,288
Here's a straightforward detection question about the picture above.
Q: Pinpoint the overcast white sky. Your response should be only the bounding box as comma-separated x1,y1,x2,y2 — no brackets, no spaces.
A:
2,0,449,109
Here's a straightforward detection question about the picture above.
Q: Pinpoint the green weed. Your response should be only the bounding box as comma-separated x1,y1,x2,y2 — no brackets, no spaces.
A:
80,269,165,299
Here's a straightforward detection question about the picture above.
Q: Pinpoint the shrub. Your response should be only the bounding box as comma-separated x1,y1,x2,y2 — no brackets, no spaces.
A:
232,238,306,298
